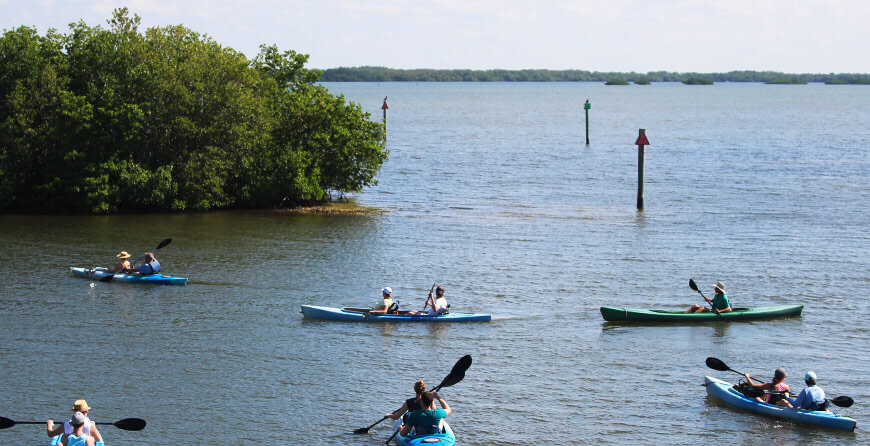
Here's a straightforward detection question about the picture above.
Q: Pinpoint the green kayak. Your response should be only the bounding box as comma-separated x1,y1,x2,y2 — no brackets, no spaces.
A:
600,305,803,322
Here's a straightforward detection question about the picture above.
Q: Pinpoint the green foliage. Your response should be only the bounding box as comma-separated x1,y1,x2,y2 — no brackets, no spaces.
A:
682,77,714,85
604,79,629,85
0,8,387,213
322,67,870,84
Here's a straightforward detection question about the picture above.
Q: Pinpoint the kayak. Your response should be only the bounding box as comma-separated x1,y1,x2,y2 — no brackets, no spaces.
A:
392,418,456,446
50,434,105,445
70,267,187,286
704,376,857,431
600,305,802,322
301,305,491,322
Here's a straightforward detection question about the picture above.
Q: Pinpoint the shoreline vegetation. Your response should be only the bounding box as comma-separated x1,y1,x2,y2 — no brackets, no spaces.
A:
321,66,870,84
0,9,388,215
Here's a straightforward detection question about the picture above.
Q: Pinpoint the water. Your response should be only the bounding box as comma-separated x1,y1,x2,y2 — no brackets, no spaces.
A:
1,82,868,445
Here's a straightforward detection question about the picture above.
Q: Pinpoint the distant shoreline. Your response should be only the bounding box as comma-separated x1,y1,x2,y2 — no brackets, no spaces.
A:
320,67,870,84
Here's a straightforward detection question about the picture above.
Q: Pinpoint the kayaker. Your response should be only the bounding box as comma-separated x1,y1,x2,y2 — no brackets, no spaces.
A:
47,399,102,443
369,287,396,315
790,371,828,410
408,286,449,316
399,390,451,436
57,412,96,446
127,252,161,275
744,368,793,407
686,281,733,314
386,379,426,422
107,251,132,273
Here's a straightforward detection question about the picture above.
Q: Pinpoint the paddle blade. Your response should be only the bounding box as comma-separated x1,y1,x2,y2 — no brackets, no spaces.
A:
0,416,14,429
155,238,172,250
705,357,730,372
99,274,115,282
689,279,699,291
435,355,472,390
831,396,854,408
352,427,370,434
113,418,146,431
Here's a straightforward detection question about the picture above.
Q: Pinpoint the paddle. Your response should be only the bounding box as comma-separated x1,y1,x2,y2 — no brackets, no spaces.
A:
422,282,436,310
352,355,471,436
705,357,765,383
745,388,854,408
383,355,472,444
0,416,146,431
100,238,172,282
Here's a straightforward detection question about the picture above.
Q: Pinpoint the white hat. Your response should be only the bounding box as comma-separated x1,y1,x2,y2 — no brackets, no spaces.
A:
382,287,392,295
714,281,726,293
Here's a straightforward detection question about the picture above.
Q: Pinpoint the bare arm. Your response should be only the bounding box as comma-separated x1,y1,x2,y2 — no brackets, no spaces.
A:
434,392,451,417
47,420,64,437
89,422,102,442
387,401,409,420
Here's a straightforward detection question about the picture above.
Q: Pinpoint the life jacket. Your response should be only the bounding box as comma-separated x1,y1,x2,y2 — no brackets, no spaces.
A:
765,382,788,405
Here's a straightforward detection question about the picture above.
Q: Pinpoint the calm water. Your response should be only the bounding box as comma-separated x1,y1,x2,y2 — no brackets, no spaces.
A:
1,82,868,445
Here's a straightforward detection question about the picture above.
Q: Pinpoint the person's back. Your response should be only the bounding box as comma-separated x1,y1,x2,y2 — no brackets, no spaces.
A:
427,286,448,316
59,412,95,446
136,253,161,275
405,391,450,436
793,371,827,410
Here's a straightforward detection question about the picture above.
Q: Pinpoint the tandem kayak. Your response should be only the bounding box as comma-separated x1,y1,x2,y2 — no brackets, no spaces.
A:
50,434,105,446
392,419,456,446
600,305,802,322
704,376,857,431
70,267,188,286
301,305,491,322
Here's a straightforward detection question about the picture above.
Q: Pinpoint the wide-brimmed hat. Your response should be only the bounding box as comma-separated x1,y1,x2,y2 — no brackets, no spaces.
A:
70,412,87,426
72,399,92,412
713,281,726,293
115,251,131,259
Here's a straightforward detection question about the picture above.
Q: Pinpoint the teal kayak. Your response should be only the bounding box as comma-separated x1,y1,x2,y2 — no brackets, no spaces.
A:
301,305,490,322
392,419,456,445
71,267,187,286
50,434,105,445
704,376,857,431
600,305,802,322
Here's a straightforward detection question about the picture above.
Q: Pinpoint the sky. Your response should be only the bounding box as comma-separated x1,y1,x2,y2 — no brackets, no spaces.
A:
2,0,868,73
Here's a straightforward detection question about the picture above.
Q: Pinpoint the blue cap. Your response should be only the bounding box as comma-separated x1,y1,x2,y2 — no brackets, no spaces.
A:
805,371,817,381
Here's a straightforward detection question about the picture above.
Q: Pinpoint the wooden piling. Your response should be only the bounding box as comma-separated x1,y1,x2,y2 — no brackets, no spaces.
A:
635,129,650,209
381,97,388,141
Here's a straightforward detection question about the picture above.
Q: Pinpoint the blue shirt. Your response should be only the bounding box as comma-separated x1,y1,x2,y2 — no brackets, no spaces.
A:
136,260,161,275
792,385,826,410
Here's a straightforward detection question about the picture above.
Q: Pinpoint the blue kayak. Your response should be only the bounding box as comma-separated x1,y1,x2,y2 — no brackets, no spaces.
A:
392,419,456,446
705,376,857,431
70,267,187,286
301,305,491,322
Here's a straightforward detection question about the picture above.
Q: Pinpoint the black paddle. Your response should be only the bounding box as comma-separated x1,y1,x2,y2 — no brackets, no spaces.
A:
383,355,471,444
0,416,146,431
422,282,436,310
100,238,172,282
745,388,854,408
705,357,765,383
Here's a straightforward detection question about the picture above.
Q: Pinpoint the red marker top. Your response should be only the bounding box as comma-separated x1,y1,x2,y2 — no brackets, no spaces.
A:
635,131,650,146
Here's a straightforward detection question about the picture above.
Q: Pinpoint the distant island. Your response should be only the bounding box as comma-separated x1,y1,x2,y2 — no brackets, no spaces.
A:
320,67,870,84
682,77,714,85
765,78,808,84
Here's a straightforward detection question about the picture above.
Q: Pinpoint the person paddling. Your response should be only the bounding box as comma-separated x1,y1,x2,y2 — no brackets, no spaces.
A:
126,252,161,275
47,399,102,443
791,371,828,410
686,281,732,314
408,286,448,316
57,412,96,446
386,379,426,423
744,368,793,407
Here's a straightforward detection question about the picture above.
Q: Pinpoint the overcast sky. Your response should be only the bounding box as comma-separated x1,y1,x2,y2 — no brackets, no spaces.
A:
2,0,868,73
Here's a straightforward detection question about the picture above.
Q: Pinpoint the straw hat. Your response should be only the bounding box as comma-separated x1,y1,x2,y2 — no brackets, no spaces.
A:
72,399,92,412
116,251,131,259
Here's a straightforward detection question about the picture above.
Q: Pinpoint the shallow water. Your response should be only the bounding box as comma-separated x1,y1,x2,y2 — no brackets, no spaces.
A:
0,82,867,444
